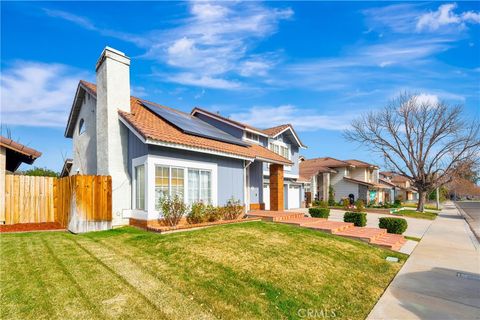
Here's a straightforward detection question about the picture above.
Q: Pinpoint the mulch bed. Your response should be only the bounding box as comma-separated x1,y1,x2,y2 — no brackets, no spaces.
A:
0,222,65,233
142,217,262,234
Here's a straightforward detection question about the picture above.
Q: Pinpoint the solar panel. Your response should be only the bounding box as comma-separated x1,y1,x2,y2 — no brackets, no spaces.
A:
141,101,249,147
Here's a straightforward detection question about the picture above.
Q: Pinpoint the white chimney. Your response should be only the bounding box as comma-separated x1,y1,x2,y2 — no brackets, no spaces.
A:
95,47,131,224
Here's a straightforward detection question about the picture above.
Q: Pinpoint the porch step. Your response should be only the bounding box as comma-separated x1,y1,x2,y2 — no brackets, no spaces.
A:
370,233,407,251
334,227,387,242
304,221,354,233
246,211,305,222
278,217,327,227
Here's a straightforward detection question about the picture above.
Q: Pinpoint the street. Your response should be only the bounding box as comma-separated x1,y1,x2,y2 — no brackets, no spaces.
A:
455,201,480,241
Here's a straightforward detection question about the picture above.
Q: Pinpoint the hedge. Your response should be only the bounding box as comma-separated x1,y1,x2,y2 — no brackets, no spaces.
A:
309,207,330,218
344,212,367,227
379,217,408,234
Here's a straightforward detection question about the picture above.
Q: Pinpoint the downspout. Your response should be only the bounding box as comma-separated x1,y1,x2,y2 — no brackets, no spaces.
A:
243,160,253,212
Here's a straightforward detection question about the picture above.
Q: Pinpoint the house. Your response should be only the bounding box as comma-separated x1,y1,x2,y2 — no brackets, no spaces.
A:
380,171,419,202
299,157,392,204
64,47,306,227
0,135,42,224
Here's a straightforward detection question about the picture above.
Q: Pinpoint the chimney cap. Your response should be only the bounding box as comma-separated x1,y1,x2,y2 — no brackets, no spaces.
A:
96,46,130,71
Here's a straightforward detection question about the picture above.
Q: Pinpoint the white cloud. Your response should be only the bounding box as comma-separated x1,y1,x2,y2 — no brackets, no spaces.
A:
229,105,352,131
166,73,241,90
416,3,480,31
415,93,440,106
0,61,89,127
44,2,293,89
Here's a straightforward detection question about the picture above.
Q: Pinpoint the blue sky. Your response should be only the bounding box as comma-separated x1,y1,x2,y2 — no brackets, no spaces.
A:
1,1,479,171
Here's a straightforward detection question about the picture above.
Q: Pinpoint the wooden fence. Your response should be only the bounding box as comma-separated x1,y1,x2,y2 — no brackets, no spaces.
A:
3,175,112,228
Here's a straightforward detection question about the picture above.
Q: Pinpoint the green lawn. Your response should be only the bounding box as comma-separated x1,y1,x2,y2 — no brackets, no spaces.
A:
395,209,438,220
0,222,406,320
402,203,441,211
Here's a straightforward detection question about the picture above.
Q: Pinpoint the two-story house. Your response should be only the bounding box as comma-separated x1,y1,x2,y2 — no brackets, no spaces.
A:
64,47,306,227
299,157,392,204
380,172,419,202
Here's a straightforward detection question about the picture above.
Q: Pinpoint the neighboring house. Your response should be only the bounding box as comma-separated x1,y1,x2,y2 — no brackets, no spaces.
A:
60,159,73,178
380,171,419,202
64,47,306,226
0,135,42,224
299,157,391,204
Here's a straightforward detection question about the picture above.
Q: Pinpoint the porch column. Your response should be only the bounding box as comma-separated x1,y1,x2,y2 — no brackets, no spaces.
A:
269,164,284,211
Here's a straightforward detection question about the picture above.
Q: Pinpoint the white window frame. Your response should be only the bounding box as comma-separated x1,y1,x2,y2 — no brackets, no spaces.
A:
244,131,260,144
131,155,148,220
132,155,218,220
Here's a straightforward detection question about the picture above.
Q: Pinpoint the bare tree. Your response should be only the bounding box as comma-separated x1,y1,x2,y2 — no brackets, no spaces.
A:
344,93,480,212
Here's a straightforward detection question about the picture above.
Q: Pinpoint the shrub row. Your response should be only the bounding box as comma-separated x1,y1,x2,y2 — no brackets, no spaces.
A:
343,212,367,227
309,207,330,218
379,217,408,234
161,196,244,226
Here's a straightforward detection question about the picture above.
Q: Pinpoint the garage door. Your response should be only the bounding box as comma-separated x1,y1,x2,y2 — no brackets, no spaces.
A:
288,185,300,209
263,183,270,210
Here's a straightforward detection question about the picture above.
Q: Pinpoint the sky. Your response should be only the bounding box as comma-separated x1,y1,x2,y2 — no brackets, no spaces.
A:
1,1,479,172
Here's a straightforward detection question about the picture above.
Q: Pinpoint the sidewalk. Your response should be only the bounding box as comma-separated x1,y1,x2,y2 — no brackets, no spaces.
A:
368,201,480,320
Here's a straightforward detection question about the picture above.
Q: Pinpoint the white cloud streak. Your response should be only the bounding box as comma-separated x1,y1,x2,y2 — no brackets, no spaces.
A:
417,3,480,31
229,105,353,131
0,61,89,127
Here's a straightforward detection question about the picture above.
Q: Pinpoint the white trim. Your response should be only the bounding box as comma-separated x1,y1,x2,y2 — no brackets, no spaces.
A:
191,109,268,137
131,155,148,215
263,171,299,179
146,154,218,220
119,116,255,162
271,126,306,149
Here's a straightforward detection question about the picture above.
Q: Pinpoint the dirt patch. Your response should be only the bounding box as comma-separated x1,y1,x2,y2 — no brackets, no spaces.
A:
0,222,65,233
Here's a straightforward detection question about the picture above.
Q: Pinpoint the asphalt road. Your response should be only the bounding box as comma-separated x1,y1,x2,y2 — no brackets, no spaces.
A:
455,201,480,241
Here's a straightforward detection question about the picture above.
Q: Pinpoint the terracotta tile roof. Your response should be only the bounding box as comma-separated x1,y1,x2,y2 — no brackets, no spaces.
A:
344,177,386,189
345,159,378,168
0,136,42,171
379,178,396,187
0,136,42,158
390,175,410,183
299,160,337,181
301,157,351,168
263,124,290,136
78,81,292,165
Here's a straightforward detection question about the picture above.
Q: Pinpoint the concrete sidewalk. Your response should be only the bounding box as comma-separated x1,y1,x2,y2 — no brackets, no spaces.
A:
368,202,480,320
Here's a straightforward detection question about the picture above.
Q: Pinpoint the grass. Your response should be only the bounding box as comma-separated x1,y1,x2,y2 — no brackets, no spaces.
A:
394,209,438,220
402,203,441,211
404,236,421,242
0,222,406,320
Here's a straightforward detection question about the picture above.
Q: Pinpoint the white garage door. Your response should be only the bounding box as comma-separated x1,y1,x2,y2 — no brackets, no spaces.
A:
263,183,270,210
288,185,300,209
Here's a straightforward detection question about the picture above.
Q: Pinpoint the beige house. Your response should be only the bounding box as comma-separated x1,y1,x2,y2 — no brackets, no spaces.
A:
380,172,419,202
300,157,392,204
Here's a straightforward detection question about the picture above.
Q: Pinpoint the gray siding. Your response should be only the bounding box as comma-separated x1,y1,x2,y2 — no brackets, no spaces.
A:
146,144,245,205
127,131,148,176
195,113,244,139
262,131,300,176
71,93,97,175
249,161,263,204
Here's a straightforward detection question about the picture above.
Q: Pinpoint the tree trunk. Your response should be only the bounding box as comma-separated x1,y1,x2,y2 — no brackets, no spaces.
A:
417,191,426,212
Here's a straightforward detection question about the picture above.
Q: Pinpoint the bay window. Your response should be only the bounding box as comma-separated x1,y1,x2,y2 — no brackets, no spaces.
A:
188,169,212,204
155,166,185,209
269,142,290,160
135,165,145,210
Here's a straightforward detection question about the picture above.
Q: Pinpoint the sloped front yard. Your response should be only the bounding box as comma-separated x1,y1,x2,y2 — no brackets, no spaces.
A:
0,222,406,319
